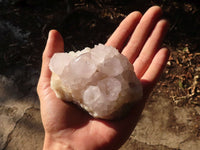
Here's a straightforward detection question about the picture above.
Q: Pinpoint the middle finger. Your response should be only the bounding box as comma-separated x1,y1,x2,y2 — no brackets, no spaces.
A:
122,6,163,63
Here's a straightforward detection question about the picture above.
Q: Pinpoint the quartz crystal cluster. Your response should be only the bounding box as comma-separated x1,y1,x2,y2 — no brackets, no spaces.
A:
49,44,143,119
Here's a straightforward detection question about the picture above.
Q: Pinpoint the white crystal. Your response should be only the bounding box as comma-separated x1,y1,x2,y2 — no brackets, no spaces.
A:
97,77,121,101
49,53,72,75
99,56,123,76
49,44,143,120
68,53,96,79
83,85,104,110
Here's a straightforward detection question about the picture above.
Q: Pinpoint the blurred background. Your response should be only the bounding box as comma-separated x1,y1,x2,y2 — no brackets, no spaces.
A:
0,0,199,95
0,0,200,150
0,0,199,94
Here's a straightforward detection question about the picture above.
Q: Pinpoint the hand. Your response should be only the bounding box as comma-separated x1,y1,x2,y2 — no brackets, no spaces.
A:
37,6,169,150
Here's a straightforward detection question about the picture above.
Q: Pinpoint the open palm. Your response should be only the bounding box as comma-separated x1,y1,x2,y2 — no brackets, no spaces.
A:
37,6,169,150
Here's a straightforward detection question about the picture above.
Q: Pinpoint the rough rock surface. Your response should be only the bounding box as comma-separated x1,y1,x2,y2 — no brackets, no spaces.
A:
49,44,143,119
120,95,200,150
1,74,200,150
0,74,42,150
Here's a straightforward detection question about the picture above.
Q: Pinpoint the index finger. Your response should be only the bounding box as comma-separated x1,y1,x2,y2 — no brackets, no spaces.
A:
105,11,142,51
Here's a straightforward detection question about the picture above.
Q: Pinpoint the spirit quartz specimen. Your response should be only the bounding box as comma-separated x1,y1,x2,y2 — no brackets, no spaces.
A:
49,44,143,120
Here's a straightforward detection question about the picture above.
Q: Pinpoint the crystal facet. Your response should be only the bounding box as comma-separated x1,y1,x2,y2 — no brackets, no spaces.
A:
49,44,143,119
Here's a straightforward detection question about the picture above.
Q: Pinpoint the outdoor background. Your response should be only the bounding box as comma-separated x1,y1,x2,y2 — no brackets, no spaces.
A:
0,0,200,150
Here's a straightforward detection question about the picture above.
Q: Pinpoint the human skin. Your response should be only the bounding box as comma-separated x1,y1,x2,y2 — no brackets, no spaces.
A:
37,6,169,150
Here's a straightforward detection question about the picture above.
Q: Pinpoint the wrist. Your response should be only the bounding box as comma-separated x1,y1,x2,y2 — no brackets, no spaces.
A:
43,133,74,150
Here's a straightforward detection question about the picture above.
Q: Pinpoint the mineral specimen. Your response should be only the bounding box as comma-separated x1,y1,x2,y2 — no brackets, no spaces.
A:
49,44,143,120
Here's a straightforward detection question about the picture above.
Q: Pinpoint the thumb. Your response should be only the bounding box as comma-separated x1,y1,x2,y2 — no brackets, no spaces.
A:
37,30,64,96
40,30,64,80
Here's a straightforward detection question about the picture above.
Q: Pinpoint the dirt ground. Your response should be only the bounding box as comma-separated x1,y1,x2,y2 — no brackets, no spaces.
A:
0,0,200,149
0,0,199,95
